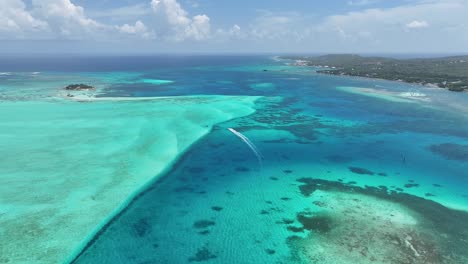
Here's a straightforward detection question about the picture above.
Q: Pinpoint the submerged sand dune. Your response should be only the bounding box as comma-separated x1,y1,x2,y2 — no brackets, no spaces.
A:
0,95,259,264
336,86,426,103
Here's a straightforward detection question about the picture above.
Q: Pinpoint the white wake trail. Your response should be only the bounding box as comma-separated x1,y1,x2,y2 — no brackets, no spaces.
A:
228,128,263,167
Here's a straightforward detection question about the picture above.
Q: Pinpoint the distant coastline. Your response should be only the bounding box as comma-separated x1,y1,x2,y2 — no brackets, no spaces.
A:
282,54,468,92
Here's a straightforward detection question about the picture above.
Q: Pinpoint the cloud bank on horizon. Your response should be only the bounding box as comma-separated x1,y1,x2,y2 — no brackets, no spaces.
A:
1,0,467,53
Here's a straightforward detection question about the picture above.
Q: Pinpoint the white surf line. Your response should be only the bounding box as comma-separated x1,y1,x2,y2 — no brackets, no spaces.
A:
228,128,263,167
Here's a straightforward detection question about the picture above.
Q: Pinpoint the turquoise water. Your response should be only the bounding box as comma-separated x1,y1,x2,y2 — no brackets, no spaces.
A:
1,56,468,264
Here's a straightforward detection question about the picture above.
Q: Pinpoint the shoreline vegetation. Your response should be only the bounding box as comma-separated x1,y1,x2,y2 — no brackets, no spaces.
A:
282,54,468,92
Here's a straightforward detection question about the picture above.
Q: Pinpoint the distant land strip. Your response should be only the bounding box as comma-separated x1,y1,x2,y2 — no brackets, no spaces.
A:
282,54,468,92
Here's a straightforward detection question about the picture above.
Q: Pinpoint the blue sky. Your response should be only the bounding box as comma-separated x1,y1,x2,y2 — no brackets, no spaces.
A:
1,0,468,54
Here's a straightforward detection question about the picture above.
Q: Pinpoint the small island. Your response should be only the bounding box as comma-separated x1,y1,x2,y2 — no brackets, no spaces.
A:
65,84,95,91
283,54,468,92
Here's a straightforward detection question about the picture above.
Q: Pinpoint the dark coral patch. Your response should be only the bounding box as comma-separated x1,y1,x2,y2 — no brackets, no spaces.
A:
193,220,215,229
297,213,332,233
235,166,250,172
313,201,326,207
188,247,217,262
348,166,374,175
270,207,284,213
287,178,468,263
425,193,436,197
287,226,304,233
211,206,223,212
265,249,276,255
295,177,468,259
283,169,293,174
277,124,318,141
132,218,152,237
281,219,295,225
429,143,468,161
280,197,291,201
270,176,279,181
198,230,210,235
404,183,419,188
263,138,291,144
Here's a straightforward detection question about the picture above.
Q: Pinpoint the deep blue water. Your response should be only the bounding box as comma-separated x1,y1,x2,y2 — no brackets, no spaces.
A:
3,55,468,263
0,55,270,72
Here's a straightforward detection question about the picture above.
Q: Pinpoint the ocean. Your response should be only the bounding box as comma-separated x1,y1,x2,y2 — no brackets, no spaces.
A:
1,55,467,264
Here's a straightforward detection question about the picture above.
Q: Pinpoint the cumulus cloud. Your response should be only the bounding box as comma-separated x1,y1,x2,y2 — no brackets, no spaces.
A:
118,20,146,34
0,0,207,41
0,0,48,38
1,0,467,52
214,24,244,41
31,0,105,37
230,24,241,35
320,1,464,34
89,3,151,20
406,20,429,29
117,20,155,39
151,0,211,41
314,0,468,51
233,0,467,52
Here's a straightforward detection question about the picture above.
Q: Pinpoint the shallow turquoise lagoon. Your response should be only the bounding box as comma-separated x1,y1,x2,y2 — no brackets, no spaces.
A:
1,56,467,264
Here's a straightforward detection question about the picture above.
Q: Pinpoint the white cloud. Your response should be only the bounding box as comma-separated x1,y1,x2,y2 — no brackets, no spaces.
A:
1,0,468,53
31,0,106,38
118,21,146,34
406,20,429,29
0,0,48,37
117,20,155,39
89,3,151,20
230,24,241,35
347,0,380,6
214,24,244,41
315,0,468,51
0,0,159,40
187,0,200,8
151,0,211,41
233,0,468,52
188,15,210,40
248,11,308,41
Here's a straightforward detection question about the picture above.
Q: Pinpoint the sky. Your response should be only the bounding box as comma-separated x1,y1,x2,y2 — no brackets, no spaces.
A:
1,0,468,54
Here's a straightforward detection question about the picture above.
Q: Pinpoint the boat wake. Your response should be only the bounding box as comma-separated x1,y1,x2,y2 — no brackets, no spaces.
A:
228,128,263,167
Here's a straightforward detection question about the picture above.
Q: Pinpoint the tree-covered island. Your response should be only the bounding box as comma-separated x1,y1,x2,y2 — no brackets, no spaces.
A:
283,54,468,92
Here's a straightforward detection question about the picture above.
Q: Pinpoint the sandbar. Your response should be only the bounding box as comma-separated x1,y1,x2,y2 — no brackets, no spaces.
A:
0,95,259,264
